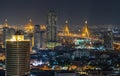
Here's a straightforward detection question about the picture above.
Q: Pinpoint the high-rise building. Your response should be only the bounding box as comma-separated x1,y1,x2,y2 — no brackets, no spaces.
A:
0,27,2,47
24,19,34,48
2,19,16,48
104,29,114,50
2,19,10,48
34,25,41,49
34,25,46,49
46,10,57,49
6,30,30,76
47,10,57,42
40,25,46,48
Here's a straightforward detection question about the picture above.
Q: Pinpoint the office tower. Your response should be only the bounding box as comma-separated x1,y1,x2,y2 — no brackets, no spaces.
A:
3,27,15,48
0,28,3,48
104,29,114,50
6,30,30,76
46,10,57,49
40,25,46,48
47,10,57,42
34,25,41,48
0,26,3,47
2,19,10,48
9,28,16,39
34,25,46,49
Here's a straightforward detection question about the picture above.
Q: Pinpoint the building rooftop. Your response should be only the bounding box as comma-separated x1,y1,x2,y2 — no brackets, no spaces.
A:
14,30,23,35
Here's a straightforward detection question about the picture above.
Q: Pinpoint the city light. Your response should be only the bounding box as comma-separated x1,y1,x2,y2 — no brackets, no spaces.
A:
0,1,120,76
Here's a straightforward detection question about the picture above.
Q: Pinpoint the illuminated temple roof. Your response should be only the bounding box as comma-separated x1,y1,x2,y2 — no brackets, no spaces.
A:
14,30,23,35
24,19,34,33
40,25,46,31
4,19,9,27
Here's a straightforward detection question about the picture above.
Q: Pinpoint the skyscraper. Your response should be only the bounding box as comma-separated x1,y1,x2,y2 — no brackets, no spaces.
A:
6,30,30,76
104,29,114,50
34,25,41,49
46,10,57,49
2,19,10,48
40,25,46,48
2,19,16,48
47,10,57,42
34,25,46,49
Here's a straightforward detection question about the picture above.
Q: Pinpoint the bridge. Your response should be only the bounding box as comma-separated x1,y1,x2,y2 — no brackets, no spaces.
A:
58,20,120,51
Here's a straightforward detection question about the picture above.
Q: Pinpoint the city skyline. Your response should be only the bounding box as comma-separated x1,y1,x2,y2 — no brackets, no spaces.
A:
0,0,120,26
0,0,120,76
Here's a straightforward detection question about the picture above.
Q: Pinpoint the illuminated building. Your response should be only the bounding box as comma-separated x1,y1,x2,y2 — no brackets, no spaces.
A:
6,30,30,76
34,25,47,49
24,19,34,48
73,49,90,58
47,10,57,42
9,28,16,39
2,19,9,48
34,25,41,49
0,53,5,61
40,25,46,48
55,71,77,76
0,26,3,47
74,38,94,49
104,29,114,50
2,19,15,48
24,19,34,33
46,10,57,49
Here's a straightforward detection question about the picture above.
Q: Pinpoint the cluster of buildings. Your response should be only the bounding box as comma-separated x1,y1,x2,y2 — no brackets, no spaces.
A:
0,10,120,76
0,10,119,51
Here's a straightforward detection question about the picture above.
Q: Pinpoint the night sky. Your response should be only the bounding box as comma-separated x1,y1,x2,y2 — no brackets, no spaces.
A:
0,0,120,26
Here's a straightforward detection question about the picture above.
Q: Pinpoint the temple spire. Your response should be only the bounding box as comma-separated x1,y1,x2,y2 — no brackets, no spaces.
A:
65,20,68,24
5,19,8,27
85,20,87,24
29,19,32,23
24,19,34,33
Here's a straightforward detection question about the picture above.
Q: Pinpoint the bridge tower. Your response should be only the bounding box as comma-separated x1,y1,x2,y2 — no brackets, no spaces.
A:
81,21,90,38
